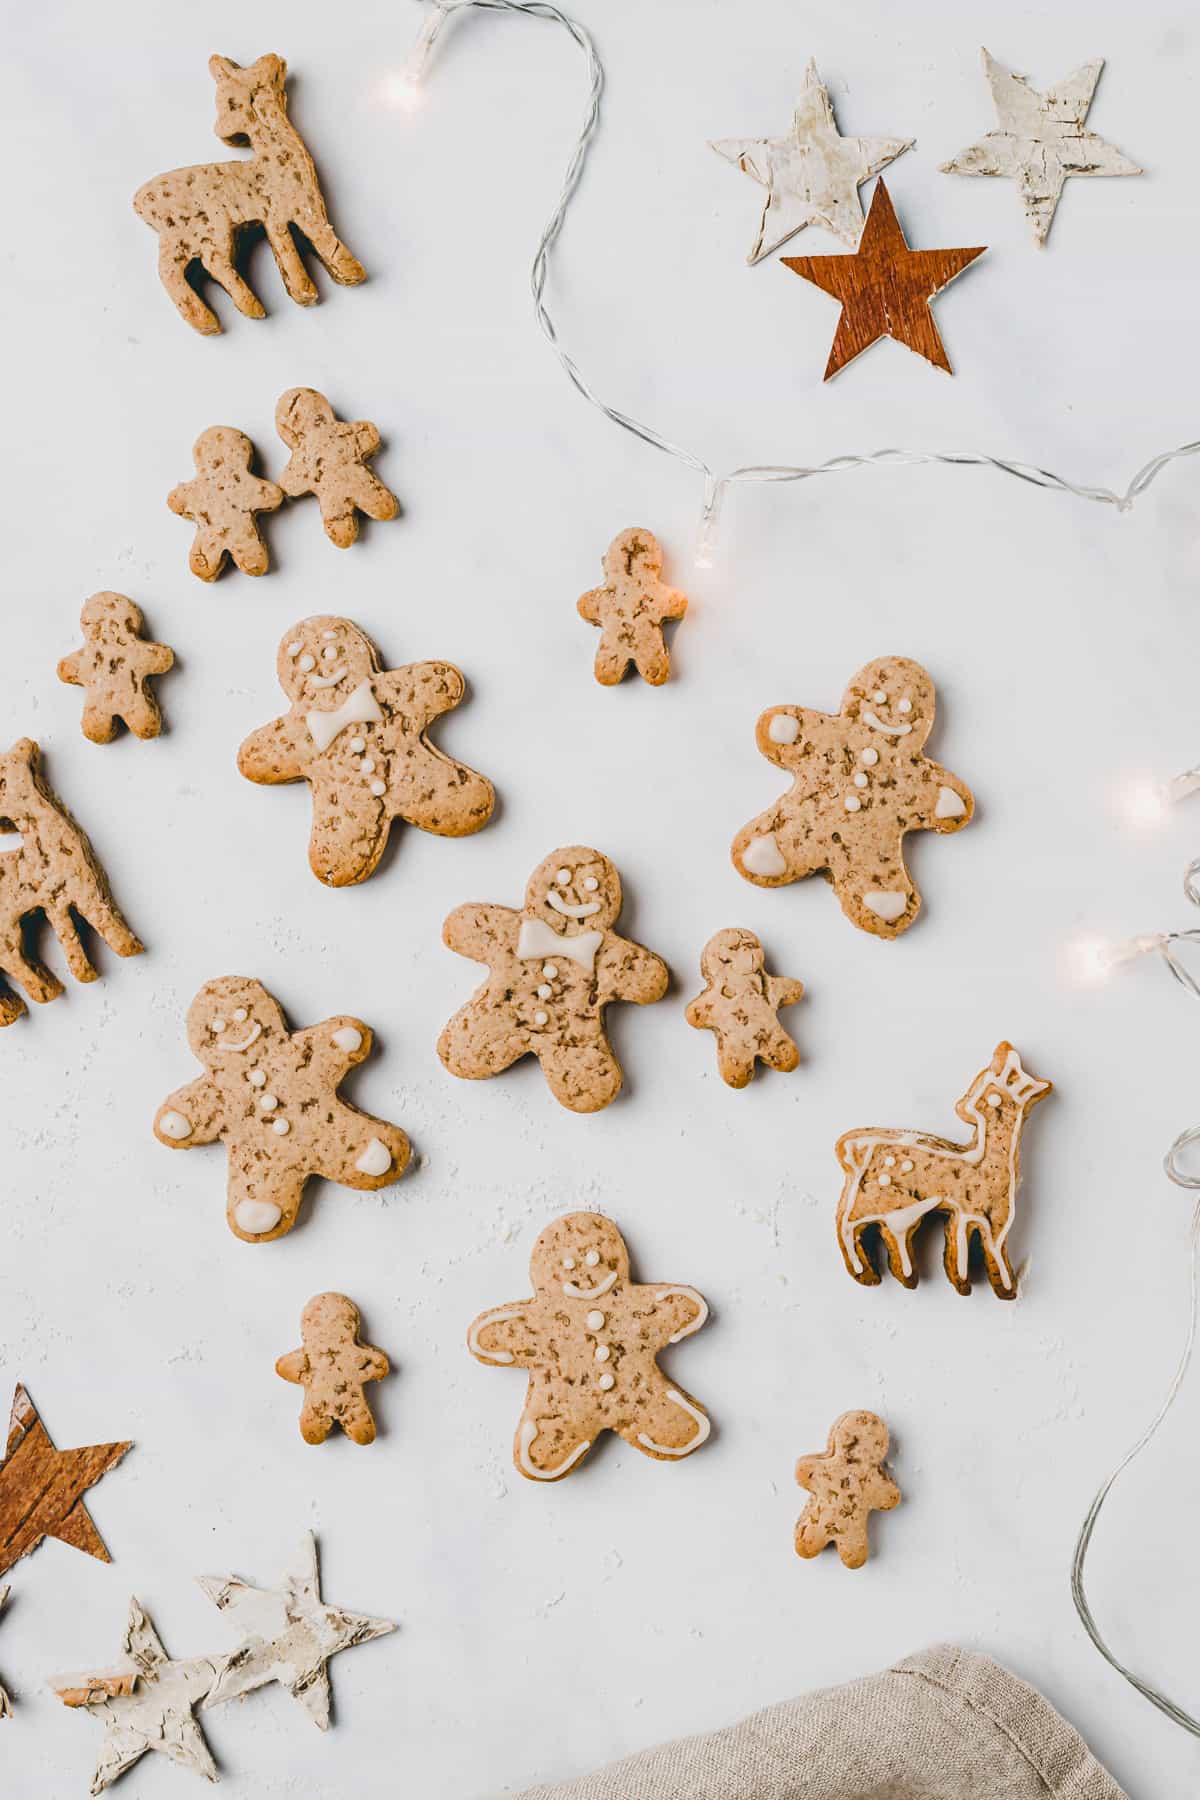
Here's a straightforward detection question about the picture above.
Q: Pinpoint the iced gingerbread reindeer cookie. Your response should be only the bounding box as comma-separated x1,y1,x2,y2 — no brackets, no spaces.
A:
276,1294,389,1446
835,1042,1051,1299
438,846,669,1113
153,977,410,1242
57,594,174,744
794,1411,901,1568
238,616,495,886
168,427,283,580
686,927,805,1087
576,528,688,686
275,388,399,548
731,657,974,938
468,1212,711,1481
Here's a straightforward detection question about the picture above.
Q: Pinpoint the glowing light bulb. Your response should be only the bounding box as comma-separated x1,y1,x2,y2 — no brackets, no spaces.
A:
1062,932,1167,988
1114,777,1169,830
386,3,453,108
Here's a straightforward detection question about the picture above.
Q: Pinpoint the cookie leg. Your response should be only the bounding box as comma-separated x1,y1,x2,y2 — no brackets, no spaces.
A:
438,1005,530,1082
321,501,361,550
1,934,64,1006
836,1208,882,1288
199,243,266,320
265,221,319,306
229,527,270,580
347,468,399,524
302,221,366,287
538,1037,624,1114
80,703,119,745
620,1378,710,1462
43,904,98,984
716,1040,755,1088
226,1158,308,1243
157,241,221,335
307,787,390,887
833,1517,871,1570
316,1112,410,1190
63,889,143,962
299,1396,333,1445
334,1392,377,1446
630,622,671,686
592,628,633,687
394,756,494,840
762,1026,801,1074
124,695,164,742
189,527,227,582
830,861,918,939
0,980,26,1026
513,1402,594,1482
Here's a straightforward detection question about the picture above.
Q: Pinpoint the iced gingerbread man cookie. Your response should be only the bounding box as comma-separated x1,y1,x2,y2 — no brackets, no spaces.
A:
836,1042,1051,1299
686,927,805,1087
468,1212,711,1481
57,594,174,744
275,388,399,548
153,976,410,1243
238,616,495,887
794,1411,901,1568
438,846,669,1113
168,427,284,580
731,656,974,938
275,1293,389,1446
576,527,688,686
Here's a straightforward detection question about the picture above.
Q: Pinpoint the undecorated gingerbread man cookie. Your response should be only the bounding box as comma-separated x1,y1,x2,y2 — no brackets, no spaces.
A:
731,657,974,938
275,1293,389,1446
168,427,284,580
686,928,804,1087
438,846,669,1112
153,977,410,1243
238,616,495,886
468,1212,711,1481
276,388,399,548
794,1410,901,1568
57,594,174,743
576,527,688,685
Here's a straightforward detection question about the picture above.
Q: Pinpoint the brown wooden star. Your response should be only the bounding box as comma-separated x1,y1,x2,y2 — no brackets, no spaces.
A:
782,180,985,378
0,1386,131,1579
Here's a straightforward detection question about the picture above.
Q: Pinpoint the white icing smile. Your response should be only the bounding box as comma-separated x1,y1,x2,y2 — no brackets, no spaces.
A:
547,891,602,920
308,666,347,689
861,709,912,737
562,1268,617,1300
215,1021,262,1053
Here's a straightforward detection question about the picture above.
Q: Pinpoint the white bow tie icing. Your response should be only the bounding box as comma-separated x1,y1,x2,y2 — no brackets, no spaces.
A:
305,680,383,753
517,917,604,973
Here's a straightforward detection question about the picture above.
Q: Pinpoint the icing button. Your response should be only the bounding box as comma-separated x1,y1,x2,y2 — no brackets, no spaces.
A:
542,964,557,979
597,1372,615,1391
533,1010,548,1026
259,1094,278,1112
247,1069,266,1088
586,1310,605,1330
537,984,552,999
854,773,869,788
594,1344,610,1362
860,747,879,766
844,795,861,813
272,1118,290,1135
349,737,366,753
370,780,386,797
877,1173,891,1187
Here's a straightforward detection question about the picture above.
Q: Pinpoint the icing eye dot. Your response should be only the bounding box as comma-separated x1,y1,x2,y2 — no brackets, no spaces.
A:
585,1249,600,1266
563,1255,576,1270
211,1017,226,1033
321,630,336,640
873,690,887,704
322,645,338,661
555,868,571,885
298,654,315,672
899,698,913,714
988,1093,1002,1108
584,877,599,892
286,640,302,657
232,1008,248,1024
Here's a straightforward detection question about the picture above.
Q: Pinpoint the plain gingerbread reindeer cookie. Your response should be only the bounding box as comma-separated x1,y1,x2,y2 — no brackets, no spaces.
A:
275,389,399,548
794,1410,901,1568
576,527,688,686
731,656,974,938
438,846,669,1113
133,54,366,335
836,1042,1051,1299
168,427,284,580
276,1294,389,1446
153,976,410,1243
57,594,174,743
238,616,495,886
686,928,805,1088
468,1212,711,1481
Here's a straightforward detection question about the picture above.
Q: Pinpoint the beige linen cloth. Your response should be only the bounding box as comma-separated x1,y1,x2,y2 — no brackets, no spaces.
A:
515,1644,1126,1800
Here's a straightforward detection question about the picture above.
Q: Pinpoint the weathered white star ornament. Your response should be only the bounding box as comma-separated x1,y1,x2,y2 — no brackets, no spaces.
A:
201,1533,394,1731
941,48,1142,245
710,60,914,262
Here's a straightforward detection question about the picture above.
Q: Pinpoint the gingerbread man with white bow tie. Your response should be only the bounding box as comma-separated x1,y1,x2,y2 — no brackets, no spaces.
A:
238,616,495,887
438,847,669,1113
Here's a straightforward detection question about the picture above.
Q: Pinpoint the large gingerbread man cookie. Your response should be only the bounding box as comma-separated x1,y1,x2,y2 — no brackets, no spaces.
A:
438,847,669,1113
238,616,495,887
576,528,688,686
468,1212,711,1481
731,657,974,938
153,977,410,1243
57,594,174,744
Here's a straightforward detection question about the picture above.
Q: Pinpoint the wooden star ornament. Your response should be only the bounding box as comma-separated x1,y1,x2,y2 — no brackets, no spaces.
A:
782,180,985,378
0,1386,131,1580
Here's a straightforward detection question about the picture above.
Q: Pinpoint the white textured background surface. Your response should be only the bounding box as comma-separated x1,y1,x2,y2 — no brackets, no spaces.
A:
3,1,1199,1794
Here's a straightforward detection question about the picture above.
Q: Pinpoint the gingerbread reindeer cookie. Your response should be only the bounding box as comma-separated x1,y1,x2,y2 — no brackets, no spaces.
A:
168,427,284,580
238,617,495,887
438,847,669,1113
275,388,399,548
469,1213,711,1481
153,977,410,1243
731,657,974,938
795,1411,901,1568
576,528,688,686
57,594,174,744
836,1042,1051,1299
276,1294,389,1446
686,928,804,1087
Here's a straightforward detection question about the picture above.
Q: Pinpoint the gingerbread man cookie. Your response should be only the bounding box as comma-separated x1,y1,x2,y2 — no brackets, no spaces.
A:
153,977,410,1243
168,427,284,580
469,1212,711,1481
731,657,974,938
0,739,142,1026
438,847,669,1113
794,1411,901,1568
275,1294,389,1446
836,1043,1051,1299
57,594,174,744
275,388,399,548
238,616,495,887
576,528,688,686
686,928,805,1088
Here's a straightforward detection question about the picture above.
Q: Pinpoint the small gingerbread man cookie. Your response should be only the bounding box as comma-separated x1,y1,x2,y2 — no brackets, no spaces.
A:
153,977,411,1243
731,657,974,938
57,594,174,744
238,616,495,886
686,928,805,1088
168,427,284,580
576,527,688,686
275,388,399,548
275,1293,389,1446
795,1410,901,1568
469,1212,711,1481
438,846,669,1113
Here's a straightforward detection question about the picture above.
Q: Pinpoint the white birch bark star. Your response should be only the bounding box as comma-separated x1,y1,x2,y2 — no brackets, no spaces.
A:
941,48,1141,245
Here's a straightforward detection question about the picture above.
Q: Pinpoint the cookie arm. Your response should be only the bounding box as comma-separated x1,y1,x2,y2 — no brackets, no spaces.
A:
917,762,975,834
141,641,175,676
57,648,83,687
276,451,309,500
684,987,717,1031
754,706,834,768
659,584,688,623
638,1284,709,1345
358,1346,390,1382
598,937,669,1006
275,1349,310,1385
442,903,518,960
466,1302,541,1368
354,421,382,457
290,1016,373,1082
377,663,465,728
576,585,605,625
154,1075,224,1147
237,714,307,784
766,974,805,1011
